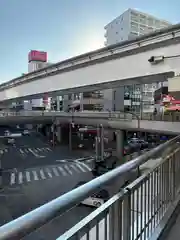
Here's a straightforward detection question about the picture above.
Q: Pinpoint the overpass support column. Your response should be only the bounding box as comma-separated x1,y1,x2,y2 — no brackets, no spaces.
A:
56,125,62,143
116,130,124,162
80,93,83,111
69,123,72,151
56,96,60,111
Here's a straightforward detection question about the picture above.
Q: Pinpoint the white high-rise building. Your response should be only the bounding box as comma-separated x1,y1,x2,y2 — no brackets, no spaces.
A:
105,8,171,45
103,9,171,113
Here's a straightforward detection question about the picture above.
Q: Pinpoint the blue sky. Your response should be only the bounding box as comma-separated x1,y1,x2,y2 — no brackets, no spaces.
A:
0,0,180,83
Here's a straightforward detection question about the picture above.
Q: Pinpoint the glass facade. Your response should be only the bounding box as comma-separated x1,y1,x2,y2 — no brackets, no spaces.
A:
123,82,165,113
124,85,141,113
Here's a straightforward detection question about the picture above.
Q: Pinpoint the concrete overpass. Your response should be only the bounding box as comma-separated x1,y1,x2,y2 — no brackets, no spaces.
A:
1,111,180,134
1,24,180,101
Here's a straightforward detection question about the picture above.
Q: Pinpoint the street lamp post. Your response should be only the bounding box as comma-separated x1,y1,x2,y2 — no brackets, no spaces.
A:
0,156,2,188
69,109,75,151
100,124,104,161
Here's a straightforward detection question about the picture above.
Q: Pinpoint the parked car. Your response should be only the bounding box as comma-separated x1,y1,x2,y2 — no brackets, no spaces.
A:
74,181,109,208
5,138,15,145
23,129,29,135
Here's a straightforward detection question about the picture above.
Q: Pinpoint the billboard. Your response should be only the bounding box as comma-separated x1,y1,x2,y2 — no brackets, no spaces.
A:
28,50,47,62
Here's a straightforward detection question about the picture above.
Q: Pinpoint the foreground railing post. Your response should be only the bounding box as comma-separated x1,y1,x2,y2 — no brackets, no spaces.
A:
122,190,131,240
109,199,123,240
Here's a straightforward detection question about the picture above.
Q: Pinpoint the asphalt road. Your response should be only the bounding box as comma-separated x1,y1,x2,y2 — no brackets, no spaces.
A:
0,127,142,239
0,170,94,239
0,127,96,239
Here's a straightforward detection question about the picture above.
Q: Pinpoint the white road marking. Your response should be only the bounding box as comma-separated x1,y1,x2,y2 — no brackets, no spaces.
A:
55,159,74,163
52,167,59,177
40,170,46,179
79,162,92,171
76,163,87,172
28,148,38,157
18,172,23,184
46,147,51,151
58,166,67,176
26,171,31,182
19,149,25,154
10,173,16,185
32,171,39,181
64,165,73,175
71,164,80,173
46,168,53,178
0,150,3,154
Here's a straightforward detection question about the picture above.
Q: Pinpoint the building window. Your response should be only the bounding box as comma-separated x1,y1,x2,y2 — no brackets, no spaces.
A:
147,17,154,26
132,25,138,32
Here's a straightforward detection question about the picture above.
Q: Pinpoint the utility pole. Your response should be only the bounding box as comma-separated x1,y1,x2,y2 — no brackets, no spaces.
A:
100,124,104,162
0,156,2,188
69,123,72,151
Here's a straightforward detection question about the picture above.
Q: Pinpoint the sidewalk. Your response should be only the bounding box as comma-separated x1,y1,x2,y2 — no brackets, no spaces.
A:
165,211,180,240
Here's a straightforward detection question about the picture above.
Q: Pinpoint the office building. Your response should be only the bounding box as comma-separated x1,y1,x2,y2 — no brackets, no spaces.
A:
104,8,171,113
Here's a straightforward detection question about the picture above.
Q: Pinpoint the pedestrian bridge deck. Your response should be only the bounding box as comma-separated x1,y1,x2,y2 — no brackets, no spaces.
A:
1,111,180,134
165,212,180,240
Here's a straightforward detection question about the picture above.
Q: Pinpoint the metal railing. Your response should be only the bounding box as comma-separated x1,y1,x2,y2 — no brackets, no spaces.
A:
140,112,180,122
1,110,180,123
59,141,180,240
0,136,179,239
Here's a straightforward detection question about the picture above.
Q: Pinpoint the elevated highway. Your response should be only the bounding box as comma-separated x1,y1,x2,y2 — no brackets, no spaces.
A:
1,24,180,100
1,111,180,134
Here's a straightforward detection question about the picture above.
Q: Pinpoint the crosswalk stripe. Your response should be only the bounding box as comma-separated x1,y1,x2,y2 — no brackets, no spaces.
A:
18,172,23,184
64,165,73,175
8,162,93,185
10,173,16,185
75,163,87,172
32,170,39,181
40,169,46,179
26,171,31,182
46,147,51,151
46,168,53,178
52,167,59,177
58,166,67,176
79,162,92,171
19,149,25,154
71,164,80,173
28,148,38,157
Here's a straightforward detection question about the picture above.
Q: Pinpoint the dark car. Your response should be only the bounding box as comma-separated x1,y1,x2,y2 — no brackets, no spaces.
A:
128,138,148,150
